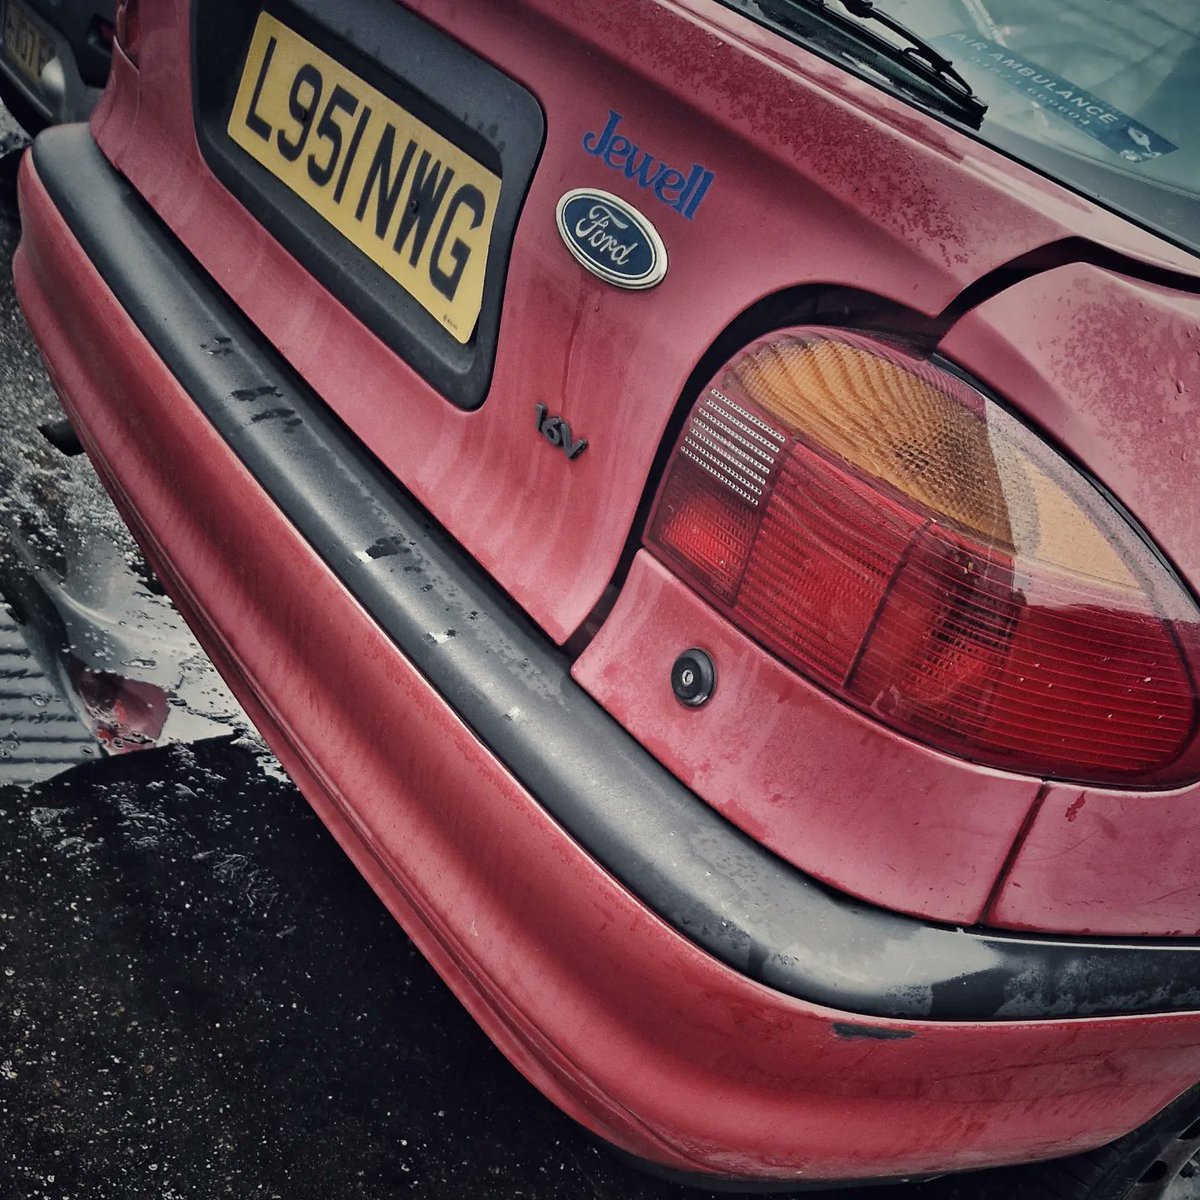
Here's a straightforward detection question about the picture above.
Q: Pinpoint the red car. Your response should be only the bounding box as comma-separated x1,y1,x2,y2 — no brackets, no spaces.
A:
15,0,1200,1194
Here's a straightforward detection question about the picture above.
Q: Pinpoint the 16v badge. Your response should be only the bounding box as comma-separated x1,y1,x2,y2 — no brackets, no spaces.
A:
555,189,667,290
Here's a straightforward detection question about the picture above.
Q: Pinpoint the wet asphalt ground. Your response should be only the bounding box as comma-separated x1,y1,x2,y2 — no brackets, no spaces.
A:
0,106,1044,1200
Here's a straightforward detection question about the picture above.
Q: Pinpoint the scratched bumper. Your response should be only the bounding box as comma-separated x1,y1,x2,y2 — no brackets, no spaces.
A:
15,123,1200,1184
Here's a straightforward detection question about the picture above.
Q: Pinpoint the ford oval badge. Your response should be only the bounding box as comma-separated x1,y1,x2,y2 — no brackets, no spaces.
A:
555,189,667,290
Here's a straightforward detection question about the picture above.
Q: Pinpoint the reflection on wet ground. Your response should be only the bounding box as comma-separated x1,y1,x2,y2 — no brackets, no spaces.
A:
0,144,246,767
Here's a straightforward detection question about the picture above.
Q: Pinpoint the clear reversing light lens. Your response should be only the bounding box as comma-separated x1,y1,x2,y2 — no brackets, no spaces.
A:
646,327,1200,788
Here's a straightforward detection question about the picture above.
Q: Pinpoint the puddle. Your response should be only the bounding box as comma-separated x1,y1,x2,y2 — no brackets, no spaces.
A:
0,196,252,778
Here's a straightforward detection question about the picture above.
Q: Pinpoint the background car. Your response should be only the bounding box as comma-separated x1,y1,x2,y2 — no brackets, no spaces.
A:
0,0,113,131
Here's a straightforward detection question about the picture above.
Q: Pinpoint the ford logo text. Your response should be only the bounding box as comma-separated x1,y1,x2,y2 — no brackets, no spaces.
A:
554,189,667,290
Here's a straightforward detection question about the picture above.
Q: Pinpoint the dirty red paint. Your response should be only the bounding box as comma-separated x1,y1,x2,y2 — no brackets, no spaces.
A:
18,165,1200,1180
572,553,1040,924
16,0,1200,1184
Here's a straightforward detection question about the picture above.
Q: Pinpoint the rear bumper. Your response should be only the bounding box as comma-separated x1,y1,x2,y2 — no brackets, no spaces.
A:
16,124,1200,1185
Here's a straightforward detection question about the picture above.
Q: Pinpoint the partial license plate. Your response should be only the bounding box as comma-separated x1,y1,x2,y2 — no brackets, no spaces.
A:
3,0,52,88
227,13,502,345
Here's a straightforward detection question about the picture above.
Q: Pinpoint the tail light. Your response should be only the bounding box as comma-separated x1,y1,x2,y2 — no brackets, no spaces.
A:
646,328,1200,788
114,0,139,64
91,16,115,52
69,662,167,753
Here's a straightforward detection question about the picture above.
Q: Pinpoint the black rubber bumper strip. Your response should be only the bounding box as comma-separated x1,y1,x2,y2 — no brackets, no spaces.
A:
32,126,1200,1022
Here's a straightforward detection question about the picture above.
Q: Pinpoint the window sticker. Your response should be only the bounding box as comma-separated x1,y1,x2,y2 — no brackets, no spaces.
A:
935,31,1178,164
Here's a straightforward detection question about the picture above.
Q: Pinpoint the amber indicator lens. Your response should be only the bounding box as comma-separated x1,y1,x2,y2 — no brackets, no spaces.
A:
647,328,1200,787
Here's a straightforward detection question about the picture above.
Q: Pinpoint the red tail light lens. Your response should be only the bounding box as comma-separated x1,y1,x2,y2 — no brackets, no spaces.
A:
92,17,115,51
646,328,1200,788
68,662,167,754
114,0,139,64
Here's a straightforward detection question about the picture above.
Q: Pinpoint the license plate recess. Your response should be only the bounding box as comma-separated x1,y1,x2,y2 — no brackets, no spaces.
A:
194,0,544,409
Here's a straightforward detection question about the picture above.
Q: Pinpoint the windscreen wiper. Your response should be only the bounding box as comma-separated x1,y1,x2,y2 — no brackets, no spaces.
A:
743,0,988,128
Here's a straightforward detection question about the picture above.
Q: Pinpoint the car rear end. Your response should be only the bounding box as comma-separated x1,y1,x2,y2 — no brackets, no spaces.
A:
15,0,1200,1188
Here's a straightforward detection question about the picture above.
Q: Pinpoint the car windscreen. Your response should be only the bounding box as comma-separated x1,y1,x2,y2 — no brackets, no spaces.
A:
879,0,1200,253
733,1,1200,256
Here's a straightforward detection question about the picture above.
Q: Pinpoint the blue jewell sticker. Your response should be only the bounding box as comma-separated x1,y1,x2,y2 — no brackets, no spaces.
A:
555,189,668,290
581,111,715,220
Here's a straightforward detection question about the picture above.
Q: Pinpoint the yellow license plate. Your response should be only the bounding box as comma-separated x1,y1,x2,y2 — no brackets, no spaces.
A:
228,13,501,344
3,0,52,87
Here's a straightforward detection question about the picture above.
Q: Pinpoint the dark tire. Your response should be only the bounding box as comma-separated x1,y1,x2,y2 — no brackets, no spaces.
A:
918,1084,1200,1200
0,71,46,137
1033,1082,1200,1200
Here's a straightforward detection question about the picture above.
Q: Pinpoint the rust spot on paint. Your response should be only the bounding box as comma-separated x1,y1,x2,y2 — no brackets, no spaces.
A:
831,1022,914,1041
